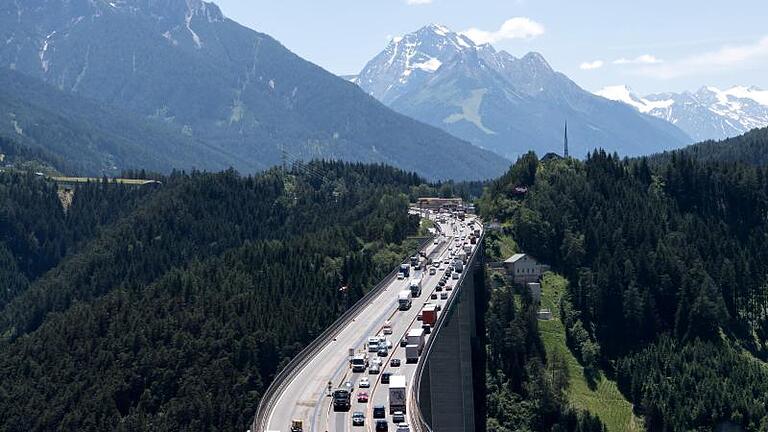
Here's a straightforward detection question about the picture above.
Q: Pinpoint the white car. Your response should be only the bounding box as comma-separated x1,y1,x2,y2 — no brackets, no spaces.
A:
396,423,410,432
397,272,405,280
371,357,383,368
359,377,371,388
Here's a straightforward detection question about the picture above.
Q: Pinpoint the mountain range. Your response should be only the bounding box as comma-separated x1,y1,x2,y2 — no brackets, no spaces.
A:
596,85,768,142
0,0,507,180
352,24,691,160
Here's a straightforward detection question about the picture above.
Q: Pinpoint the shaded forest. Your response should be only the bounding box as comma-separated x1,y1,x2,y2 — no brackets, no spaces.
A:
0,161,430,431
479,143,768,431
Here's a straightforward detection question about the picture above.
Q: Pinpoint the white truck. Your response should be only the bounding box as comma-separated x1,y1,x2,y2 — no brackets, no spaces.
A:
350,353,369,372
409,277,423,298
405,328,425,363
368,336,381,353
389,375,407,414
398,290,412,310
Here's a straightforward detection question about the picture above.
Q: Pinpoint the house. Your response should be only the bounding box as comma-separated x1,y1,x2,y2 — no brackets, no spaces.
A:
504,253,548,284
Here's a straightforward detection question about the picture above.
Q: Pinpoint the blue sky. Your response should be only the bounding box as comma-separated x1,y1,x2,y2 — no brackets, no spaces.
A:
214,0,768,95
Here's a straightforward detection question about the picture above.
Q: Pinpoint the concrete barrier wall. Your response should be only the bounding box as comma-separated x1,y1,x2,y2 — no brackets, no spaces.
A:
417,242,485,432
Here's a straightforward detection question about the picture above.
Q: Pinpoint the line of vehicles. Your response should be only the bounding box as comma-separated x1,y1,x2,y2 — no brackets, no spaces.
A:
277,214,481,432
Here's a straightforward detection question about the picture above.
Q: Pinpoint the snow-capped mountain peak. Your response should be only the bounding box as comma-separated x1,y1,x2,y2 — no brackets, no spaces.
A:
596,84,768,141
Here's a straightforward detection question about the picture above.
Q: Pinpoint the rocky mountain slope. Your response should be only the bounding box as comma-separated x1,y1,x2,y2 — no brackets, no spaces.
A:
355,24,691,159
0,1,507,180
596,85,768,142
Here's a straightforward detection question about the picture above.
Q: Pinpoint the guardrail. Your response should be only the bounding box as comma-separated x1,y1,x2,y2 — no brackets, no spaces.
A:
409,225,484,432
251,229,438,432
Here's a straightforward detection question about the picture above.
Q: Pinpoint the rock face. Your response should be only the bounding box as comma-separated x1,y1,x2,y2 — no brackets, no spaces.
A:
356,24,692,159
0,2,507,180
597,85,768,142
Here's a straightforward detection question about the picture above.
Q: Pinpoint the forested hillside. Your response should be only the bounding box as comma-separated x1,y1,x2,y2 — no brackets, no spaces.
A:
0,162,431,431
479,151,768,431
653,126,768,166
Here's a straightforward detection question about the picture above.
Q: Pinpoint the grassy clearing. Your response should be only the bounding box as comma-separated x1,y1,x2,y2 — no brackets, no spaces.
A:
538,273,643,432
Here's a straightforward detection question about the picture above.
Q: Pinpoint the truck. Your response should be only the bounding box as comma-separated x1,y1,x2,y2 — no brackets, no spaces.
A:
409,277,423,297
405,328,425,363
368,336,381,353
333,389,351,411
389,375,407,414
421,304,437,326
453,260,464,273
350,353,368,372
399,263,410,278
398,290,412,310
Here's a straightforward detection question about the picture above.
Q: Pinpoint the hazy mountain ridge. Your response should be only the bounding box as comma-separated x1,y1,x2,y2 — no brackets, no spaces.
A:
355,24,691,160
0,1,507,180
596,85,768,142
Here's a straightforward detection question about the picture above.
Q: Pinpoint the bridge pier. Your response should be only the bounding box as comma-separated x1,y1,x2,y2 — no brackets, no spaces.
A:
417,244,486,432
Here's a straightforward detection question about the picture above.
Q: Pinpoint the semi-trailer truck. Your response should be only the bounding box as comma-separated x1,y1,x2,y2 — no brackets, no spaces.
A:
398,290,412,310
409,277,422,297
389,375,407,414
421,304,437,326
405,328,425,363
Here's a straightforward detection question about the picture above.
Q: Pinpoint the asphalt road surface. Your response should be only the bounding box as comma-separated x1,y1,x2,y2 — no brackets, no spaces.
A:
264,213,480,432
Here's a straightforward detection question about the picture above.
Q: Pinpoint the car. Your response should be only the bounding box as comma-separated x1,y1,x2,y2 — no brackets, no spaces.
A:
352,411,365,426
381,372,392,384
400,337,408,347
441,292,448,300
373,405,386,418
377,346,389,357
452,272,460,280
429,267,436,275
371,357,382,367
436,285,443,292
375,420,388,431
383,338,393,349
422,324,432,334
359,377,371,388
357,391,369,402
433,239,439,244
446,285,453,291
369,363,380,374
438,281,445,287
430,292,438,300
392,411,405,423
383,321,392,335
396,423,410,432
390,358,401,367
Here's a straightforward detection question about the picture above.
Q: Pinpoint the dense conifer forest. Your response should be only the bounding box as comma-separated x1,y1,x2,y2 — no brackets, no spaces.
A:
479,145,768,431
0,161,434,431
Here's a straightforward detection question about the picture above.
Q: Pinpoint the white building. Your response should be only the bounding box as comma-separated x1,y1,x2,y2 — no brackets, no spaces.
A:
504,253,548,284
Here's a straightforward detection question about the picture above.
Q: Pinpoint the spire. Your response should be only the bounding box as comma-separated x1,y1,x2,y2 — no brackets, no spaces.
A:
563,121,569,158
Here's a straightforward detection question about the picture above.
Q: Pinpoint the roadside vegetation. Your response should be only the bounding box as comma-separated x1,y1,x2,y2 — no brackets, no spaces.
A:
480,150,768,431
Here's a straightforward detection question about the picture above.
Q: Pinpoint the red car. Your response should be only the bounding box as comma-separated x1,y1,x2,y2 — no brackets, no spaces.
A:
357,391,369,403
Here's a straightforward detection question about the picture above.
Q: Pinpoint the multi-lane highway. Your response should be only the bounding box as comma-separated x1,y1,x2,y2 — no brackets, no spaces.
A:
256,211,482,432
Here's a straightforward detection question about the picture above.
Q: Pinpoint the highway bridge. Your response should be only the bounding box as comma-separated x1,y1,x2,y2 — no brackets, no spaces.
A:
251,211,484,432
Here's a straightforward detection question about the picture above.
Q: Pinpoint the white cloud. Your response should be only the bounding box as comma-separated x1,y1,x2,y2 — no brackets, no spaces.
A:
613,54,662,65
638,36,768,79
579,60,604,70
405,0,432,4
461,17,545,45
